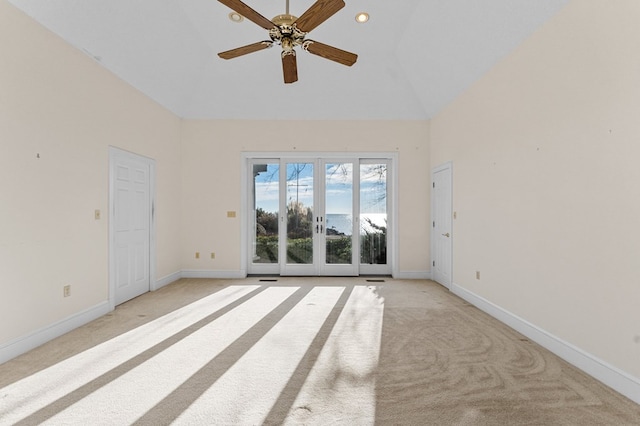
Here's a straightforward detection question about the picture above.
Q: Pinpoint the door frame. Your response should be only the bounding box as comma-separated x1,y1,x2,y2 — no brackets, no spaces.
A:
241,152,398,277
108,146,157,310
430,161,453,288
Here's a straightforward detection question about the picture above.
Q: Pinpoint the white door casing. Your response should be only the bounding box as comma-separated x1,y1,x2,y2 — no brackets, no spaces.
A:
431,162,453,288
109,147,155,306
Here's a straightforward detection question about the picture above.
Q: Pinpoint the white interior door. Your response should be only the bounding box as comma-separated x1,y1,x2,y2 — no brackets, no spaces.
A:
110,148,153,305
432,162,453,288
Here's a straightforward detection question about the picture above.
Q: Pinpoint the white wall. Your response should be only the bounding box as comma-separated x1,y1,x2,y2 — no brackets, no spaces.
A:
179,120,431,277
0,1,182,347
430,0,640,382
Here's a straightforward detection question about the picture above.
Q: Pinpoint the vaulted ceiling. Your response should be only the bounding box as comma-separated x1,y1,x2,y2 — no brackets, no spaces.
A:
9,0,568,120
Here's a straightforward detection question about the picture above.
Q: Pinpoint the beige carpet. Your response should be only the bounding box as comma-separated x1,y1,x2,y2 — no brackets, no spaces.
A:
1,278,639,425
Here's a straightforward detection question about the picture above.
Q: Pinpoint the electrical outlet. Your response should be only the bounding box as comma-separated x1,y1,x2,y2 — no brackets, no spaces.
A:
227,211,236,218
476,271,481,280
211,252,215,259
94,209,101,220
195,252,200,259
63,285,71,297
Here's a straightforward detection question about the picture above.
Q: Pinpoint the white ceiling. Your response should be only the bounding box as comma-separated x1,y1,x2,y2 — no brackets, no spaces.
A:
9,0,568,120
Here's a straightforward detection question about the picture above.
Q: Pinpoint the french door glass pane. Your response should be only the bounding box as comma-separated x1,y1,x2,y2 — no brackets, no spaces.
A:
286,163,314,264
253,163,279,264
325,163,353,264
360,163,387,264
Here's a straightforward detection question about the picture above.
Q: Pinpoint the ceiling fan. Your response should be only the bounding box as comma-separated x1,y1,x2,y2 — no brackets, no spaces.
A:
217,0,358,84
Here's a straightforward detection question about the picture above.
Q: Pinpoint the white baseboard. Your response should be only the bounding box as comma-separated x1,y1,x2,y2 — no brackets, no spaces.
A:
451,283,640,405
154,270,182,290
0,301,111,365
181,269,247,279
180,269,433,281
394,270,432,280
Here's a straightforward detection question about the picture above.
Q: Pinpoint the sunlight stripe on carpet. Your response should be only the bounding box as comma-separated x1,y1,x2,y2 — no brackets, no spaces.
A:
0,285,262,424
173,285,347,425
284,285,384,425
33,287,300,425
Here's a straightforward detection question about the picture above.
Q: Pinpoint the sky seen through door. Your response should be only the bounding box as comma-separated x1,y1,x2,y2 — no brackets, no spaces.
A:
256,163,387,224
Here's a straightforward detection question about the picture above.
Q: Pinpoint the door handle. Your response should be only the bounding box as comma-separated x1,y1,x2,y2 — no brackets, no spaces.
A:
442,233,450,237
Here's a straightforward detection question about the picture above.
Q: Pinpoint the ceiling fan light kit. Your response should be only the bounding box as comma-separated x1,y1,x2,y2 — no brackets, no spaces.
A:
218,0,358,84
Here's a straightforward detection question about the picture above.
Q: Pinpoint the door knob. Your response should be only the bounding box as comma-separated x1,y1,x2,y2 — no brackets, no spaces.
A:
442,233,450,237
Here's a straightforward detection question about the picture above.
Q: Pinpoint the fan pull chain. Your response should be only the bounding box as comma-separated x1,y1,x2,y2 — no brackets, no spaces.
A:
286,0,290,15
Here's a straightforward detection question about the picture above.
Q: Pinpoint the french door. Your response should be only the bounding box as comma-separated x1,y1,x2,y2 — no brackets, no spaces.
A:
248,155,392,276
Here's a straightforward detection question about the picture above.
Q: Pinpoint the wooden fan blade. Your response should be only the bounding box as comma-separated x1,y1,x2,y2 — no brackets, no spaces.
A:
218,0,275,30
304,40,357,66
218,41,273,60
282,53,298,84
294,0,345,33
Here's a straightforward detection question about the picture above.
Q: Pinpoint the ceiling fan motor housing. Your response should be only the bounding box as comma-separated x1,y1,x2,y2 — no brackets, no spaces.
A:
269,14,306,53
272,14,297,26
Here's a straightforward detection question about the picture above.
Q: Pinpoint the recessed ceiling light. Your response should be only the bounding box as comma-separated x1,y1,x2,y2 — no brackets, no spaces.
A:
229,12,244,23
355,12,369,23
